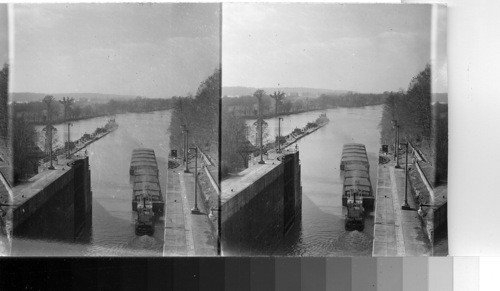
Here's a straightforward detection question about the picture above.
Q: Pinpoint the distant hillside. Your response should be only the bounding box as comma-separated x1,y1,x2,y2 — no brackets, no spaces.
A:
10,92,141,103
222,86,350,98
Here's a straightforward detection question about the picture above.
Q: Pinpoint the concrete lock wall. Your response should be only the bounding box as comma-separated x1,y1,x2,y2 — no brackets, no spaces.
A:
221,152,301,255
13,157,92,241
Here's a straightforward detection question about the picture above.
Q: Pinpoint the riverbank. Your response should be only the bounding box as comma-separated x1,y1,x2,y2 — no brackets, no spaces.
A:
239,114,329,174
39,125,117,169
263,116,329,153
282,119,329,149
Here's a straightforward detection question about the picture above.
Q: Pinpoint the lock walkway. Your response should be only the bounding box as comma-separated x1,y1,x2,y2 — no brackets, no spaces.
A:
163,160,217,256
372,152,432,256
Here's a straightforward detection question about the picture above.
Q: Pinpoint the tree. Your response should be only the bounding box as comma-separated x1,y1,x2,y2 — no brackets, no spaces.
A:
72,105,82,119
221,110,252,176
60,96,73,116
13,115,42,183
0,64,8,138
59,97,74,157
253,89,266,117
379,65,435,171
168,69,221,163
282,100,293,113
82,105,92,117
253,90,267,164
270,91,286,116
43,95,56,169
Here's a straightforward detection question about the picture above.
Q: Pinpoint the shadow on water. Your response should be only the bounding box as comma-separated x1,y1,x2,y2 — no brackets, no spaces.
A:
274,193,373,256
92,199,164,254
11,199,163,256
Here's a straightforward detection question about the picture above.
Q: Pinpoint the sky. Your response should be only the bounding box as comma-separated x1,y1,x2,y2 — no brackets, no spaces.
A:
223,4,447,93
12,4,220,98
0,5,8,65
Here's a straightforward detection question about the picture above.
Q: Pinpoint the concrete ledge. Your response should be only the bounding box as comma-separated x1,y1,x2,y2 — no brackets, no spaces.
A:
221,161,283,223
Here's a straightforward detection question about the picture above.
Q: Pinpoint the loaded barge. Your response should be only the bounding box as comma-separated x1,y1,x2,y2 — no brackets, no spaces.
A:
340,143,374,209
129,148,164,235
340,143,374,230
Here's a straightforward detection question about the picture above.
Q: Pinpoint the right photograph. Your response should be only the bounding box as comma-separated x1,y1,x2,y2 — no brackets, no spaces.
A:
220,3,447,256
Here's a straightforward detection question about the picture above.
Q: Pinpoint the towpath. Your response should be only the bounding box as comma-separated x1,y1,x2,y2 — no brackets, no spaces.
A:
163,160,217,256
372,154,431,256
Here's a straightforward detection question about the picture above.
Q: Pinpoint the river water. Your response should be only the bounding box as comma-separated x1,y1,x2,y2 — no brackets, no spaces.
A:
12,110,171,256
248,106,383,256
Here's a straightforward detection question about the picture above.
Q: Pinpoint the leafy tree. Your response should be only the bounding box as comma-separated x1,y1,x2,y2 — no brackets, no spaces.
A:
282,99,293,113
0,64,8,138
379,64,445,184
270,91,286,116
221,110,251,176
42,96,57,169
12,115,41,183
169,69,220,161
253,89,266,117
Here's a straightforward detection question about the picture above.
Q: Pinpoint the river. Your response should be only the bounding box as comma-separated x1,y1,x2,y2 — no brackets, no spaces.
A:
12,110,171,256
247,105,383,256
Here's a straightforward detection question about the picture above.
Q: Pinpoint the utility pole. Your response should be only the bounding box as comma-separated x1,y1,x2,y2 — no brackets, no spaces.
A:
181,124,186,165
258,118,265,164
392,119,401,168
43,95,55,170
67,122,72,158
59,97,74,159
254,90,266,164
401,142,410,210
182,125,190,173
277,117,283,153
190,147,200,214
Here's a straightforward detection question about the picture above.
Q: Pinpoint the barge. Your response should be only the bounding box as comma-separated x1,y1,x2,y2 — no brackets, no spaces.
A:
341,143,374,210
130,148,164,216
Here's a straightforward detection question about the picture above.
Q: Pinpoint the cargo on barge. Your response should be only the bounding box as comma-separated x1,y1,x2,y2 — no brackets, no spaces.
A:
340,143,374,210
130,148,164,215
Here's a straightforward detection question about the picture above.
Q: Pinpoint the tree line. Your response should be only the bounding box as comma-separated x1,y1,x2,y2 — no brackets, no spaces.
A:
168,69,220,169
222,91,388,118
13,96,173,124
379,64,447,185
0,64,8,139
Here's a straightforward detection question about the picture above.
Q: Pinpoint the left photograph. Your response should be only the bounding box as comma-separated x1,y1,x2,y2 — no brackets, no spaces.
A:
3,4,220,256
0,4,11,255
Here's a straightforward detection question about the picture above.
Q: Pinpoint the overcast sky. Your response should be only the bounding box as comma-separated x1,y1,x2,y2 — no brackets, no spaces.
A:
12,4,220,98
223,4,447,93
0,5,8,66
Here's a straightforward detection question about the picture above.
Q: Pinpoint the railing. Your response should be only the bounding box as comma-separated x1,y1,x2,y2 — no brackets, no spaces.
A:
198,147,216,168
197,147,219,192
407,140,435,203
